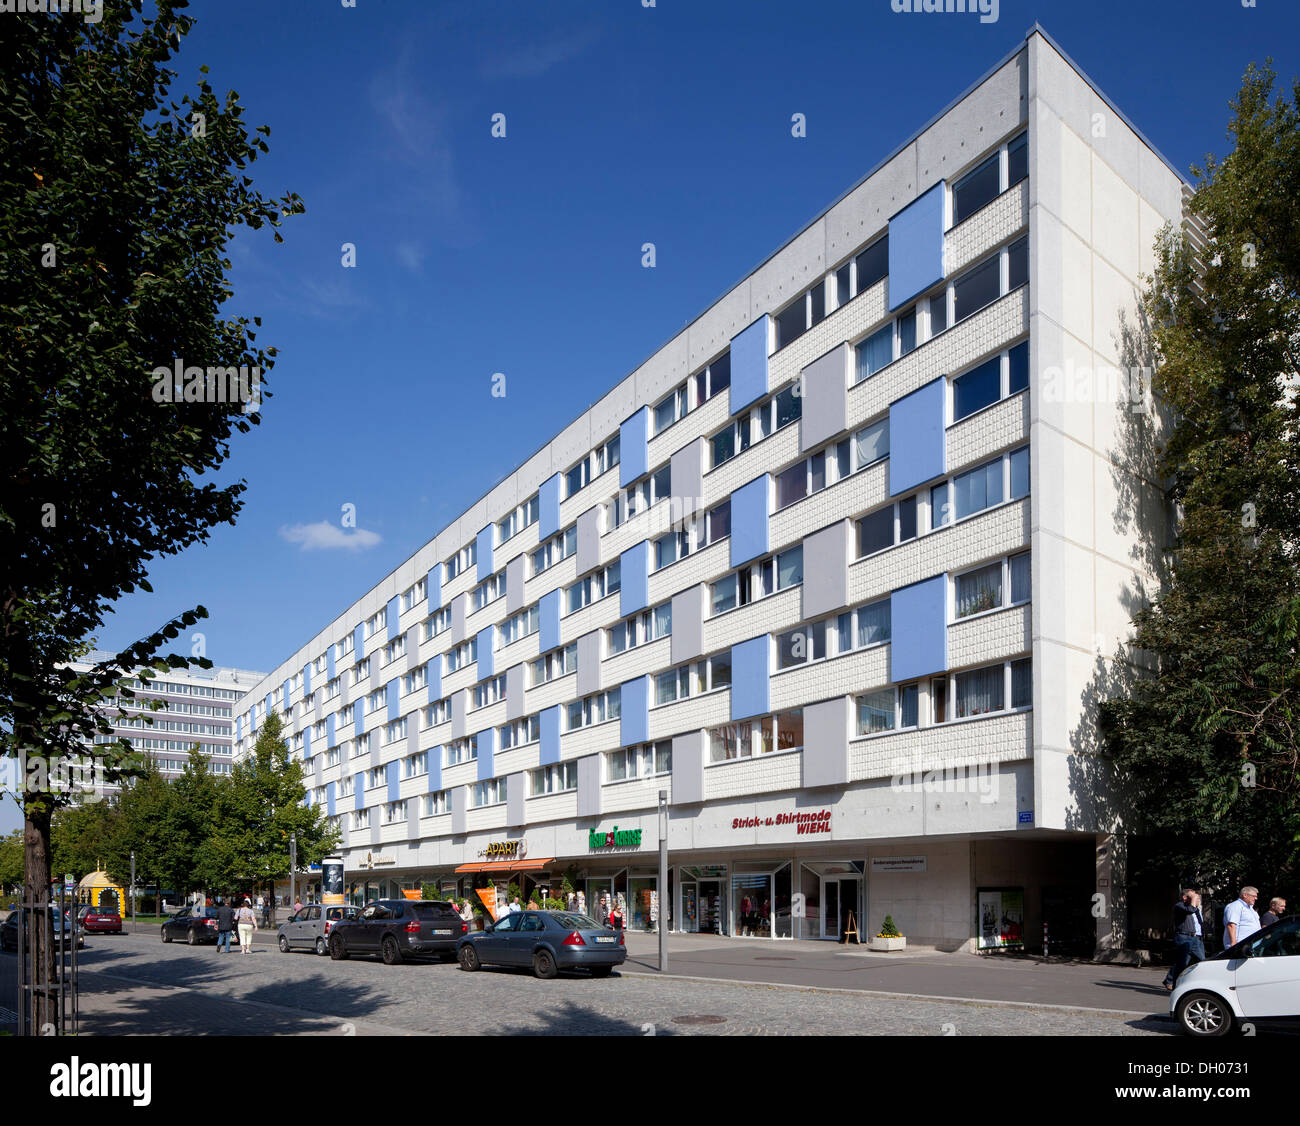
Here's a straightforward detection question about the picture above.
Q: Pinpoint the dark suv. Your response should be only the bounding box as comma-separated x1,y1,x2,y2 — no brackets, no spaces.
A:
328,899,467,965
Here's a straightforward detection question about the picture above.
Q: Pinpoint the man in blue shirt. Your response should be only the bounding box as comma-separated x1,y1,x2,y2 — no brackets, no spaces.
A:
1222,886,1260,948
1163,888,1205,991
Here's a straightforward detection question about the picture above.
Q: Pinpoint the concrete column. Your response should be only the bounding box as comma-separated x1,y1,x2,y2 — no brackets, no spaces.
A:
1093,832,1127,959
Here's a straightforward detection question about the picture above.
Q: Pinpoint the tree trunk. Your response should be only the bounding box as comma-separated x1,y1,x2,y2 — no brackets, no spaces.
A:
23,794,54,1031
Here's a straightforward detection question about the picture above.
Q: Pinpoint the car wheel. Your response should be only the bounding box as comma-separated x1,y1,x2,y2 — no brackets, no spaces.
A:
329,935,349,961
186,928,198,946
315,937,328,956
278,935,291,953
381,936,403,966
533,949,558,980
458,945,480,972
161,927,171,943
1177,992,1234,1037
590,966,613,978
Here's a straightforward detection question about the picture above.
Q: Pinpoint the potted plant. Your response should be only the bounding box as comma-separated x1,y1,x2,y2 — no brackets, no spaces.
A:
870,915,907,952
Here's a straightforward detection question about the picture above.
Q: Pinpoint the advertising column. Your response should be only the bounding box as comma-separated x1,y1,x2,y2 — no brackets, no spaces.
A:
321,857,345,906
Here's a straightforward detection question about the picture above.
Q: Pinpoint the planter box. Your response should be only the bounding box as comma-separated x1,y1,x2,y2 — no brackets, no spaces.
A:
870,935,907,952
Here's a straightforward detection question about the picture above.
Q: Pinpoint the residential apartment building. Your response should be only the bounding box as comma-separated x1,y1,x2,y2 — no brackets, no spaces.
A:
234,26,1184,951
77,654,266,796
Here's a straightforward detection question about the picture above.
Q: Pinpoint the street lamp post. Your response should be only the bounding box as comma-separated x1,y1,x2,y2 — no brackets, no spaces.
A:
129,851,135,925
289,834,297,912
658,789,668,973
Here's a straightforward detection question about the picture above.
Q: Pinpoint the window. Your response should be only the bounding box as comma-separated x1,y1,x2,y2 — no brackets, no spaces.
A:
565,457,591,499
403,666,427,695
566,688,621,730
1008,339,1029,394
775,284,826,350
352,658,369,686
563,435,621,500
368,766,384,789
707,710,803,762
423,791,449,817
1007,132,1028,186
777,621,828,669
445,637,478,673
953,256,1001,323
855,418,889,468
840,598,891,651
954,553,1030,619
607,604,672,654
472,675,506,710
445,735,477,766
423,698,449,727
404,751,427,778
653,656,731,706
424,607,451,641
932,447,1029,528
566,561,620,614
653,385,689,435
606,741,672,782
530,643,577,686
1011,658,1032,708
400,577,427,613
927,659,1032,724
365,608,386,638
706,499,731,543
444,540,477,582
710,546,802,615
473,570,505,611
1007,235,1028,291
531,525,577,576
856,495,918,557
530,761,577,796
953,152,1001,224
855,323,894,382
855,684,918,735
654,527,690,570
954,665,1004,718
498,714,540,749
929,289,948,336
835,262,851,307
353,808,369,830
855,236,888,293
385,717,408,743
500,604,540,646
1009,552,1031,604
497,495,539,545
472,778,504,807
953,356,1002,421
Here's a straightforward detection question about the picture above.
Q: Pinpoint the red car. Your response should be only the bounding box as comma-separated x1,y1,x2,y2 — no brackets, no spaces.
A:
77,904,122,934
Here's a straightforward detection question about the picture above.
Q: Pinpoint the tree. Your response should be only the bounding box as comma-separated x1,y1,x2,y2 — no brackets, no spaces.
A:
1100,62,1300,899
0,2,301,1023
51,796,126,883
0,830,23,894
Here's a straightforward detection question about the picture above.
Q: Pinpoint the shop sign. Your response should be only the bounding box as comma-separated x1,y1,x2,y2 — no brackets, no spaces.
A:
588,825,642,849
478,839,527,860
731,809,831,834
870,856,926,873
361,852,396,867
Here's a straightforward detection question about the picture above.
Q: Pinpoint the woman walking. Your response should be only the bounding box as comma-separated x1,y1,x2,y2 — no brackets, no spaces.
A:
236,898,257,954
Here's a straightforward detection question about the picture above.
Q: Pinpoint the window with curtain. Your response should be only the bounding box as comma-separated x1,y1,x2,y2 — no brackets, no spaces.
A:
1009,553,1031,603
856,418,889,467
856,600,891,646
954,665,1005,718
955,563,1004,618
900,684,919,728
856,324,894,382
777,546,803,588
857,689,895,735
776,462,808,509
1011,658,1032,708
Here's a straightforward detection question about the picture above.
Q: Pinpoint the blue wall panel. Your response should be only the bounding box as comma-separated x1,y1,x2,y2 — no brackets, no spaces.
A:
730,475,771,568
476,625,495,680
729,314,770,414
619,540,650,617
386,596,399,640
620,406,650,487
427,659,442,704
236,715,242,741
282,680,291,713
730,636,771,721
427,566,442,612
326,781,335,818
476,525,494,581
476,727,497,782
620,675,650,747
539,473,562,541
427,750,442,794
890,574,949,682
539,589,562,653
354,773,364,812
540,705,561,766
386,761,400,804
386,680,399,722
353,699,364,730
353,624,365,664
327,644,336,681
303,728,313,762
888,182,945,310
326,713,336,748
302,662,312,697
264,693,272,721
888,377,947,495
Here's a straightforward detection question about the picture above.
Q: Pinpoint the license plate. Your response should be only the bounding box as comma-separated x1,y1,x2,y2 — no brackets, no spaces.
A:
434,929,452,935
595,936,615,943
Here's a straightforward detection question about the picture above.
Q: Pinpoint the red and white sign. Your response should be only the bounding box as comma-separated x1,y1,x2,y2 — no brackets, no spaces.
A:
731,809,831,834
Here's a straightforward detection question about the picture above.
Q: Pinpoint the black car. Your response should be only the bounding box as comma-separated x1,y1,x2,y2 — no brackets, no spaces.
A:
457,910,626,979
329,899,467,965
1,906,85,952
160,906,239,946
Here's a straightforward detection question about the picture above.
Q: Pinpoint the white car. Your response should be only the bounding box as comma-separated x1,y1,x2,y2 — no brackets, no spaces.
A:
1171,916,1300,1036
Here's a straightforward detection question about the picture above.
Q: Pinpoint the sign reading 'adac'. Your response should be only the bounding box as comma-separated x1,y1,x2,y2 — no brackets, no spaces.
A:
588,826,642,849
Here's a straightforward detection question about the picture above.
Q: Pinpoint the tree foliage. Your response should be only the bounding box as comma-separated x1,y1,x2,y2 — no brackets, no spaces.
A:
1100,62,1300,896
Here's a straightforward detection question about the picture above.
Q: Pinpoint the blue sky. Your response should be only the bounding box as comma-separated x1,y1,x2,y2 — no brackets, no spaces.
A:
93,0,1300,677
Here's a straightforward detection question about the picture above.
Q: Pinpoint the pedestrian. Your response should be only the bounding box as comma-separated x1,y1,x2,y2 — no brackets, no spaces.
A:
261,898,270,927
1162,888,1205,992
508,897,521,914
1260,897,1287,927
236,898,257,954
215,897,235,954
294,898,303,915
459,900,473,924
1222,886,1261,948
609,902,623,931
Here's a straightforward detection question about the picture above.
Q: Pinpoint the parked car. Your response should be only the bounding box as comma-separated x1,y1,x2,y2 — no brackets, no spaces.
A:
328,899,467,965
77,904,123,934
160,906,239,946
1171,915,1300,1036
1,905,85,952
278,904,361,955
456,910,626,979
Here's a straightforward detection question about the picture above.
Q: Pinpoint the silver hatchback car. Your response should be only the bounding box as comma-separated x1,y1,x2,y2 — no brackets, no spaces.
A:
277,904,360,955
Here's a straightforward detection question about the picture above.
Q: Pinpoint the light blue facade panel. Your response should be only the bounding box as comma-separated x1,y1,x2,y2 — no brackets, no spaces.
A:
476,525,494,581
427,566,442,612
427,751,442,794
427,659,442,704
540,705,561,766
477,626,495,680
540,589,562,653
386,760,399,804
890,574,949,682
730,636,771,721
353,624,365,663
619,540,650,618
620,675,650,747
354,774,364,812
386,680,399,722
353,699,364,729
619,406,650,488
326,644,336,681
326,781,335,818
476,727,497,782
539,473,562,541
386,597,400,640
302,663,312,697
326,713,336,748
303,728,313,762
888,377,947,495
729,314,770,413
730,475,770,568
888,182,945,310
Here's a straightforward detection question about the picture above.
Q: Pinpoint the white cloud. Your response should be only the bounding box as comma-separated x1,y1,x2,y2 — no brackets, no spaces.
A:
279,522,382,552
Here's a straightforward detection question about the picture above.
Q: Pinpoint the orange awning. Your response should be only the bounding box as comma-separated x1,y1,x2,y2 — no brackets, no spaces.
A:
454,858,554,874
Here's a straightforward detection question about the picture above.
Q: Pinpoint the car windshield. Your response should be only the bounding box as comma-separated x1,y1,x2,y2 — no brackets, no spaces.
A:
415,904,457,919
551,913,602,930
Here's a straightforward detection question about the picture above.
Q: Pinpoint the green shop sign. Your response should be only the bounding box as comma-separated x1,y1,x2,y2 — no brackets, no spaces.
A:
588,825,643,850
